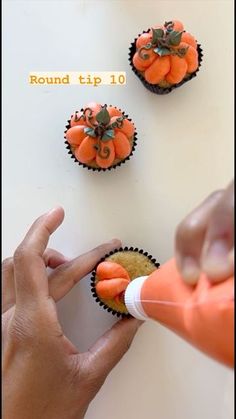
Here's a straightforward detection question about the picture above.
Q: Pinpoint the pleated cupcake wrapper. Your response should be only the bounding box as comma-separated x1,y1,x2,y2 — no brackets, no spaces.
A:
129,29,203,95
90,246,160,318
64,105,137,172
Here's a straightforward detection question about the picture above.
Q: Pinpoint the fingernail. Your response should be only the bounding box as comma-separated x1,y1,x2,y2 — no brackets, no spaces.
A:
47,206,63,215
108,239,122,246
61,256,71,263
182,257,200,284
202,240,230,275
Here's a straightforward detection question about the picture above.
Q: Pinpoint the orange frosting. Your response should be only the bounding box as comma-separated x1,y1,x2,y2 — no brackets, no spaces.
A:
66,104,135,169
95,261,130,302
133,20,199,85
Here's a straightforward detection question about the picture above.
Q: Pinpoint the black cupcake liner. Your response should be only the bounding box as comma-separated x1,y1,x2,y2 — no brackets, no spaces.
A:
129,29,203,95
90,246,160,318
64,105,137,172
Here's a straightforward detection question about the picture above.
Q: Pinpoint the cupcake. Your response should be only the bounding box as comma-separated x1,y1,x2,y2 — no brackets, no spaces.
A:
129,20,203,94
64,103,137,171
91,247,159,317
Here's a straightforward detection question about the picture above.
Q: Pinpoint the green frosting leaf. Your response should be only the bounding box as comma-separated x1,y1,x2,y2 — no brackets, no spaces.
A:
101,129,115,141
84,127,96,137
154,47,171,56
169,30,182,46
151,28,164,44
176,46,189,57
95,106,110,125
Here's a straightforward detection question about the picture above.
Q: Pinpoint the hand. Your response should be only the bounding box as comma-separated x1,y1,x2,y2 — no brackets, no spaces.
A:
175,180,234,284
2,207,142,419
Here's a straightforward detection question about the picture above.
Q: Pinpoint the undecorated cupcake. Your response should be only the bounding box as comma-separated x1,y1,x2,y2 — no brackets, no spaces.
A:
129,19,203,94
91,247,159,317
64,103,137,171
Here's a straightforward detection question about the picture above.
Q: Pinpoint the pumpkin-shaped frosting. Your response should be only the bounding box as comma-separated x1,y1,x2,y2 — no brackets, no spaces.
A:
65,103,135,169
95,261,130,304
133,20,199,86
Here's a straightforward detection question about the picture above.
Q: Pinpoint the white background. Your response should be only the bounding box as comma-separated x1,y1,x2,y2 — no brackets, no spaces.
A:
3,1,234,418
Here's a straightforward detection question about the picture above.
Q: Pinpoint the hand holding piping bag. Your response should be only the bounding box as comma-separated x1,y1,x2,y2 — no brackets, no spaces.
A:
175,180,234,284
125,180,234,367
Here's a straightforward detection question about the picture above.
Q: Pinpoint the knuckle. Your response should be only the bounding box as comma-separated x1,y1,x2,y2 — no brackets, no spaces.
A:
44,247,53,254
43,248,54,260
9,312,34,345
214,197,233,217
176,190,226,245
53,262,68,277
184,216,201,234
176,217,200,243
13,245,29,264
208,190,224,201
2,257,13,271
9,307,51,347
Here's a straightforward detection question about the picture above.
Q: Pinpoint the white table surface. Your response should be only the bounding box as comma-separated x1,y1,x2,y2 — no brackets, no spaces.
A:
3,1,234,418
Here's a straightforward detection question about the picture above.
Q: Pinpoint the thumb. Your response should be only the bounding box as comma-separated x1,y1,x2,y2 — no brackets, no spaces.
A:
86,318,143,379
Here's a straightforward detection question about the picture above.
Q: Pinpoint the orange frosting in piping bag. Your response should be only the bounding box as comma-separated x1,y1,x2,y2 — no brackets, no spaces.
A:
95,259,234,367
125,258,234,368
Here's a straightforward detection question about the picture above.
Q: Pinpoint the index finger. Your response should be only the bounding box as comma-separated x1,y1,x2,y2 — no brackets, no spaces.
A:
48,239,121,301
175,191,223,284
14,207,64,305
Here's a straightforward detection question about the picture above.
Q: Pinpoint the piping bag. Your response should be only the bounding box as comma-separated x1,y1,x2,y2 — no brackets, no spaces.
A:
124,258,234,368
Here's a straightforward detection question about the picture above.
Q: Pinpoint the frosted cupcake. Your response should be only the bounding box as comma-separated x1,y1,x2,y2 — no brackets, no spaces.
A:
129,20,203,94
65,103,137,171
91,247,159,317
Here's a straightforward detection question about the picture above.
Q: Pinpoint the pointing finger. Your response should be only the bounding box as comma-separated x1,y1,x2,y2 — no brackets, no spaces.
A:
48,239,121,302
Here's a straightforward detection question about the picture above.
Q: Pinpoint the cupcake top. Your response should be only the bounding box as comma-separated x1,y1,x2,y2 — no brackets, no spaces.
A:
132,20,199,86
65,103,136,170
93,249,158,315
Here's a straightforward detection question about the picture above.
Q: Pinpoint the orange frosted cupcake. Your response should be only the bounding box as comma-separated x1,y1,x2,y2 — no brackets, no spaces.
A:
64,103,137,171
91,247,159,317
129,20,203,94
